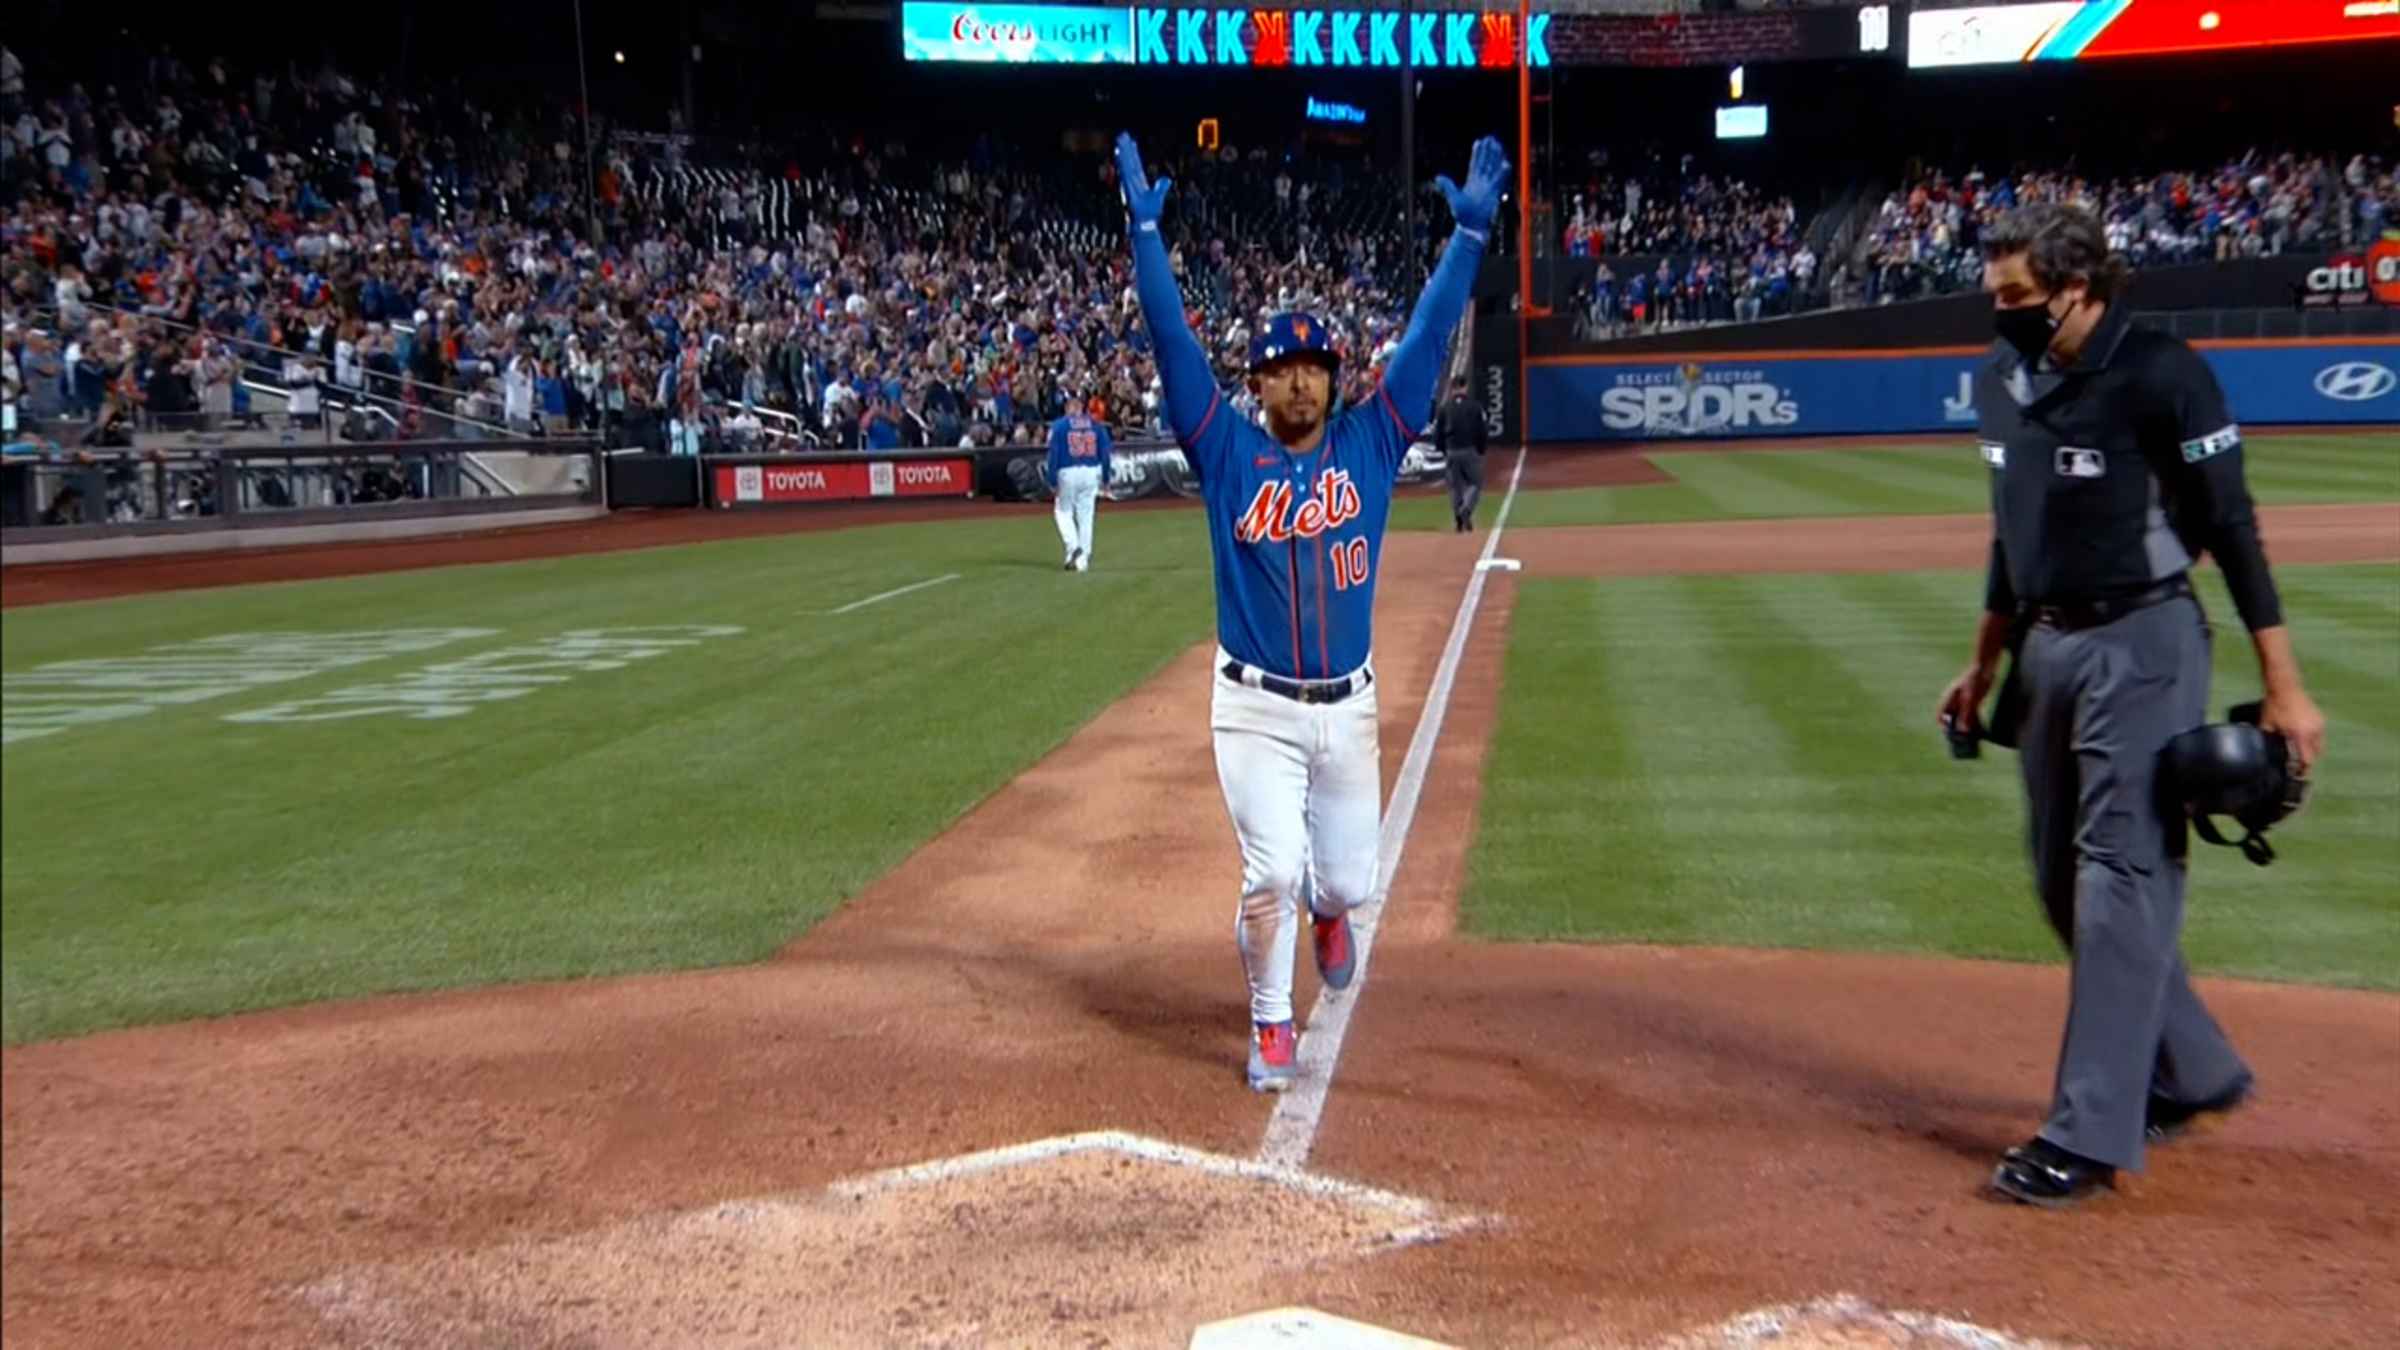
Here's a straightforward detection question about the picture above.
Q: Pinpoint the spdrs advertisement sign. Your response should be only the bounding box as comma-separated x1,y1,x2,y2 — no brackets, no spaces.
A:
1526,341,2400,442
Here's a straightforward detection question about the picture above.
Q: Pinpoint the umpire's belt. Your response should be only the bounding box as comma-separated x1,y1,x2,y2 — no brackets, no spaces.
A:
2025,574,2192,632
1220,656,1374,705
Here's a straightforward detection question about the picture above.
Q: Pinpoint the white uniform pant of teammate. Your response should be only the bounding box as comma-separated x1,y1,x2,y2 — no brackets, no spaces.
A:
1211,659,1382,1024
1054,465,1102,569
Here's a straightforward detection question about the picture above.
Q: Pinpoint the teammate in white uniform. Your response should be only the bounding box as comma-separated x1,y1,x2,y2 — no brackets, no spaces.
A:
1117,131,1509,1091
1046,408,1114,572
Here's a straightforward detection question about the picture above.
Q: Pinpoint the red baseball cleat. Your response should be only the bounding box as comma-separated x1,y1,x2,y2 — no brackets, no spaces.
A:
1311,910,1357,990
1247,1020,1297,1092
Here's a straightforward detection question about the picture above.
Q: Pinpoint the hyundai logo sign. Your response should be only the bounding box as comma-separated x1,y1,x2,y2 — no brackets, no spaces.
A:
2313,361,2398,403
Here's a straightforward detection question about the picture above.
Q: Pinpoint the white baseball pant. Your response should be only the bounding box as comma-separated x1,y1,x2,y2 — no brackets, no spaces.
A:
1210,654,1382,1025
1054,465,1102,567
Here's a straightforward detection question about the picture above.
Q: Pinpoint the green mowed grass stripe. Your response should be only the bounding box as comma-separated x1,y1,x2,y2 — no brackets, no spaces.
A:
1793,570,2048,957
2250,459,2400,496
1805,450,1993,512
2255,434,2400,475
2279,569,2400,654
1464,563,2400,988
2182,571,2399,986
1457,582,1697,941
1658,451,1888,518
1,512,1216,1042
1500,482,1728,530
1464,576,1925,948
1406,435,2398,530
1683,574,1964,949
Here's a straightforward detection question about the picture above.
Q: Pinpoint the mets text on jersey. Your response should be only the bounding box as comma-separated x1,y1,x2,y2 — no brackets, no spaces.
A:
1233,468,1365,545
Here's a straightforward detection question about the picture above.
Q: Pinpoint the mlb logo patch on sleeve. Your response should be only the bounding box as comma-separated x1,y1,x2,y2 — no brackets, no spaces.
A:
1979,441,2006,468
2181,424,2241,464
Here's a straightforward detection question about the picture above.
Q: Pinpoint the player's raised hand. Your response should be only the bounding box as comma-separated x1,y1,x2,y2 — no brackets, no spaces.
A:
1115,133,1172,229
1435,136,1511,236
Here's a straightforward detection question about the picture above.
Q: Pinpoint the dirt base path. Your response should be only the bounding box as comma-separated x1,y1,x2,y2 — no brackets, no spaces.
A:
5,483,2395,1348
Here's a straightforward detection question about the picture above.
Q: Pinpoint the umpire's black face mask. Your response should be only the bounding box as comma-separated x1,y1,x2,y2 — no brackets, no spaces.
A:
1993,292,2069,368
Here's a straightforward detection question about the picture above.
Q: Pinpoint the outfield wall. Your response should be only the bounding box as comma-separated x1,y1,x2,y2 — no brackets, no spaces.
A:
1523,338,2400,444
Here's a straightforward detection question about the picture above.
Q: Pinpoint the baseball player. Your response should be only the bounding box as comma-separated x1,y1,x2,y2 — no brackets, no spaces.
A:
1046,406,1114,571
1115,131,1509,1092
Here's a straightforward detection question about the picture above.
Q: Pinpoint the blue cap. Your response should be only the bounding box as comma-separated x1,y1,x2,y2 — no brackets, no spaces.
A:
1247,312,1339,376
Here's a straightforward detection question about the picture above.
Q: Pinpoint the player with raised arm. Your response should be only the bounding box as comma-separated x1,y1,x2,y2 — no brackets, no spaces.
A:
1115,131,1509,1091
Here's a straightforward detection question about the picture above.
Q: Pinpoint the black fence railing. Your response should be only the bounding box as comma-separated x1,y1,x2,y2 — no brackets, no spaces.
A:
2135,306,2399,342
1,440,601,534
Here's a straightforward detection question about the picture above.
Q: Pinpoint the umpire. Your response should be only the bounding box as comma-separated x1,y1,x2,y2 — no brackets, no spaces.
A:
1434,375,1487,532
1935,203,2328,1208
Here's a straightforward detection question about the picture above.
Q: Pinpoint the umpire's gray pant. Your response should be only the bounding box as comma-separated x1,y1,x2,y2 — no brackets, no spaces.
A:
2018,593,2251,1171
1447,450,1485,524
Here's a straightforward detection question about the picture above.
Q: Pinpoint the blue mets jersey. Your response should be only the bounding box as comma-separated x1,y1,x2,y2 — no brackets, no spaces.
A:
1045,411,1114,481
1129,219,1484,680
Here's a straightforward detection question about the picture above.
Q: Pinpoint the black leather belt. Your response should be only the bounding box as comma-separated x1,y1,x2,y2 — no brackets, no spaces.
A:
2027,575,2193,632
1221,660,1373,705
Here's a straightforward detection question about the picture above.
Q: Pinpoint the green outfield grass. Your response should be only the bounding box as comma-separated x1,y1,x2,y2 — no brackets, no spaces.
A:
1460,563,2400,988
0,511,1214,1043
1392,432,2400,531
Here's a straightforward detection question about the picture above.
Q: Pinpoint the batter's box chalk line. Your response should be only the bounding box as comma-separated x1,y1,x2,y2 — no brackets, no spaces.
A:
1663,1293,2077,1350
821,1129,1498,1251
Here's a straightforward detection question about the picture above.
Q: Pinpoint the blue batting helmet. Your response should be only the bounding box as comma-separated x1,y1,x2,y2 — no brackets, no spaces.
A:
1247,312,1339,376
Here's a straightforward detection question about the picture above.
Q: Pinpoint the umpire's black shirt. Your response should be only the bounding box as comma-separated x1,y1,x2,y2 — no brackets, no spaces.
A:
1435,395,1486,457
1976,301,2282,630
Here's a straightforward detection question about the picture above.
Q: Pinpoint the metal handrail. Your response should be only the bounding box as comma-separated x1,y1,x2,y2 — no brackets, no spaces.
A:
27,302,551,451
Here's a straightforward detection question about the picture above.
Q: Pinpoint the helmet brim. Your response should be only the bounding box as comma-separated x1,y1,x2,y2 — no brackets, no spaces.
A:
1247,349,1341,378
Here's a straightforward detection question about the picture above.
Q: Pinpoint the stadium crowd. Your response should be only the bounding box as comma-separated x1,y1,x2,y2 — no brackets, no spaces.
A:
1855,152,2388,304
1543,148,1821,340
0,49,1426,456
6,44,2391,457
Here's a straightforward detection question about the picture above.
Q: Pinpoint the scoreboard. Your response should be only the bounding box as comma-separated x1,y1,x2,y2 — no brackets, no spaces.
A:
896,3,2396,70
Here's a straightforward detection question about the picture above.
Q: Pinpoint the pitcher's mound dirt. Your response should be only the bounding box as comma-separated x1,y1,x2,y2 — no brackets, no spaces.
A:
299,1138,1480,1349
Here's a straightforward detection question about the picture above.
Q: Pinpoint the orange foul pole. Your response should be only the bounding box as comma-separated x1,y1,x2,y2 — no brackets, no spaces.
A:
1517,0,1544,319
1516,0,1541,444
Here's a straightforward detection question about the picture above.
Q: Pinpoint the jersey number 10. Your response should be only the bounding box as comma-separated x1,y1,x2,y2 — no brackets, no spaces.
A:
1330,537,1370,591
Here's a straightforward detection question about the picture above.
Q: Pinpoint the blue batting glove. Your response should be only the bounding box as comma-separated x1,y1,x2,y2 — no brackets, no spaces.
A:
1115,133,1172,231
1435,136,1510,237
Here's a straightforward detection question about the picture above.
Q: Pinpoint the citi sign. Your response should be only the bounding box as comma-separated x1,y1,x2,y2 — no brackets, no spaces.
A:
1133,9,1554,67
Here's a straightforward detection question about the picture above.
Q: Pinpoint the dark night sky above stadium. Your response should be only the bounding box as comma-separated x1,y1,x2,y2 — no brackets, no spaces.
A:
14,0,2393,179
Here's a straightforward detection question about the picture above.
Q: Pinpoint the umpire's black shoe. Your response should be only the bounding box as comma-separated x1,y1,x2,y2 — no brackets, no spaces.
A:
2147,1074,2254,1145
1990,1137,2115,1209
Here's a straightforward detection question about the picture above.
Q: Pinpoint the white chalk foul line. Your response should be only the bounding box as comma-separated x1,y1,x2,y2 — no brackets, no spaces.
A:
826,572,961,615
1257,447,1530,1172
820,1130,1494,1247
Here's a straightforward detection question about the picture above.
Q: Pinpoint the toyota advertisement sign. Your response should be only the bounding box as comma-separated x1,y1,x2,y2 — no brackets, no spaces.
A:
1527,341,2400,442
712,456,976,507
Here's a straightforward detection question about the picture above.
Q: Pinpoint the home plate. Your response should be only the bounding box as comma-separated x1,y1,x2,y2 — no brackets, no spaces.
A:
297,1132,1489,1348
1192,1305,1455,1348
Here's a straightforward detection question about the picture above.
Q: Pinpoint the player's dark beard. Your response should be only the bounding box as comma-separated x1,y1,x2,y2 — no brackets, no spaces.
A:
1266,400,1326,447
